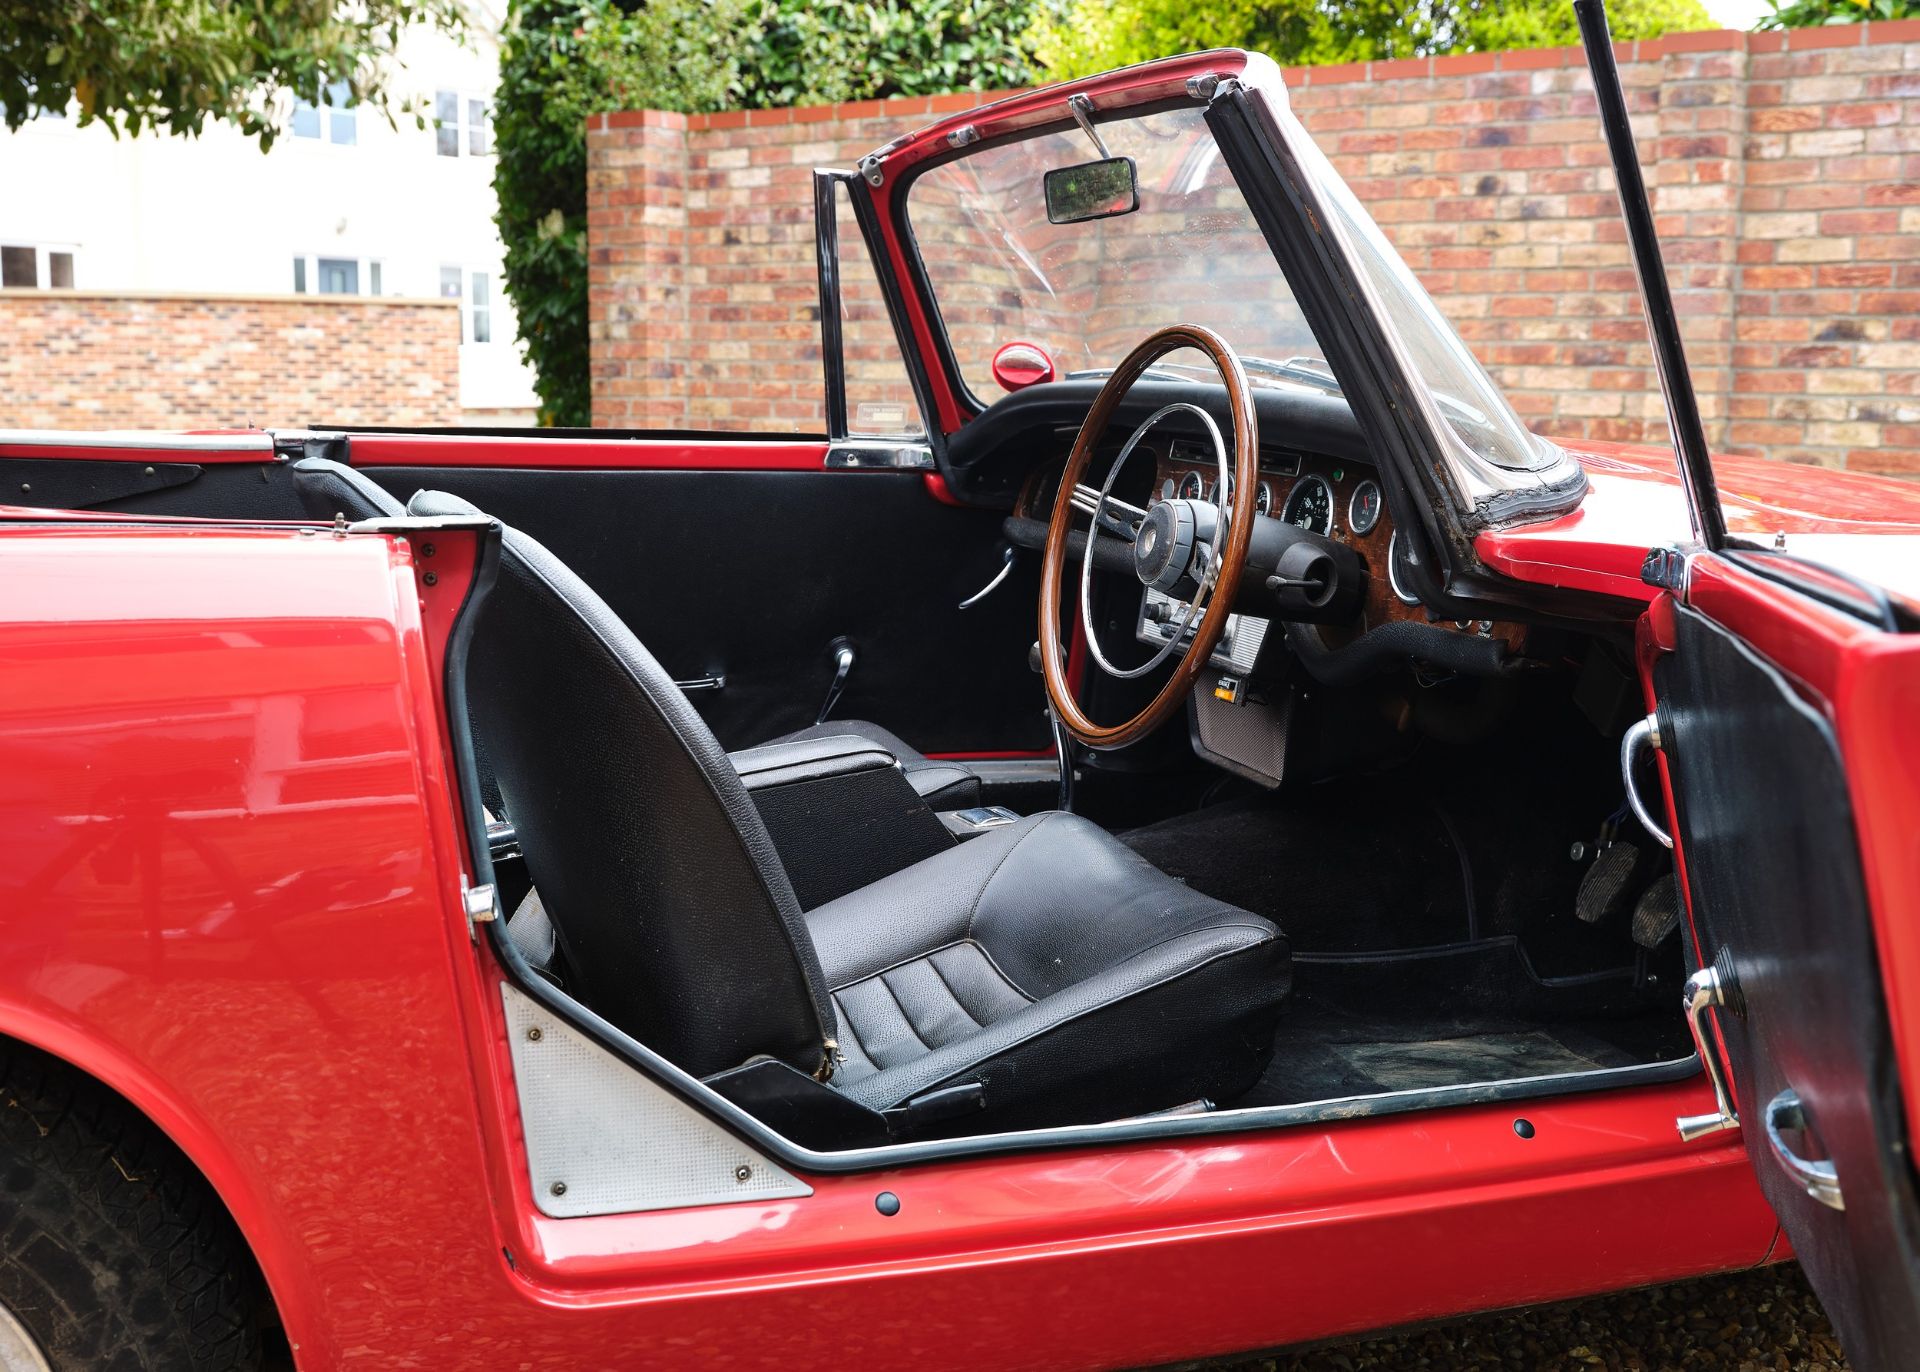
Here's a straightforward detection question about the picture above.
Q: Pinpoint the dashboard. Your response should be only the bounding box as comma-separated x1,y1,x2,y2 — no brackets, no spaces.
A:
1016,438,1525,674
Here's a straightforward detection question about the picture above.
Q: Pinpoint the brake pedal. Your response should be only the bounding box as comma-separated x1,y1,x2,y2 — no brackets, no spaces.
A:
1632,872,1681,950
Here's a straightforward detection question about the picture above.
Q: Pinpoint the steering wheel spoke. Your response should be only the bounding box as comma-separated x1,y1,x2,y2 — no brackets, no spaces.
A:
1069,483,1146,541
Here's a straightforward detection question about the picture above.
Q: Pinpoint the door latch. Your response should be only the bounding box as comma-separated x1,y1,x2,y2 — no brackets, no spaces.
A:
1677,955,1743,1141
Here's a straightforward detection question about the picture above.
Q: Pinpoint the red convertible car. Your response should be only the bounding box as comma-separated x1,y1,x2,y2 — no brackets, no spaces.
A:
3,14,1920,1372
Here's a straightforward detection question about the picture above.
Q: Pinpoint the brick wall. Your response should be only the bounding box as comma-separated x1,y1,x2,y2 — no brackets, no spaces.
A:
0,291,462,430
588,21,1920,478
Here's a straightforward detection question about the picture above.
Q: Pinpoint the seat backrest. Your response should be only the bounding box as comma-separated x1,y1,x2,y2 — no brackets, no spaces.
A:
290,457,406,521
408,488,835,1080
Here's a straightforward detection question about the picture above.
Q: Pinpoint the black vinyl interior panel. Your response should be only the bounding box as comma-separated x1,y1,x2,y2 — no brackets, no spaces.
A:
361,466,1049,753
1657,602,1920,1371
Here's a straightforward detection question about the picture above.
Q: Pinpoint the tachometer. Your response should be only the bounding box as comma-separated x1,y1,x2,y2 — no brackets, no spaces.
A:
1280,475,1333,536
1177,470,1205,501
1348,479,1383,535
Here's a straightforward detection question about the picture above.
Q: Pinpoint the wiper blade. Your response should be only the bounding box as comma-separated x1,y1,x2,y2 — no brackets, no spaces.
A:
1064,365,1191,383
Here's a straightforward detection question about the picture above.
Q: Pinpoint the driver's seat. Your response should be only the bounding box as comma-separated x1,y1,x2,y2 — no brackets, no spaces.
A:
411,485,1289,1137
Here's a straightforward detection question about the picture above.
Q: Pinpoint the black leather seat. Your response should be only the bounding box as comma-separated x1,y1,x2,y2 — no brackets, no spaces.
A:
291,458,979,808
405,483,1285,1136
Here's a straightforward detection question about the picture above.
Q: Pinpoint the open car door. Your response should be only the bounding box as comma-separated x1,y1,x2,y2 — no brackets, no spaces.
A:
1578,3,1920,1366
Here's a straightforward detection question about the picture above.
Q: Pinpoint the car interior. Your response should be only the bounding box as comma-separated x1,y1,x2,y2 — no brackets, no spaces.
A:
7,356,1693,1153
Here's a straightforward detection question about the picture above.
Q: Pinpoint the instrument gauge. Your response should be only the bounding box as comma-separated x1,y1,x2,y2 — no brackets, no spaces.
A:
1255,481,1274,517
1348,479,1383,536
1177,471,1205,501
1280,474,1334,537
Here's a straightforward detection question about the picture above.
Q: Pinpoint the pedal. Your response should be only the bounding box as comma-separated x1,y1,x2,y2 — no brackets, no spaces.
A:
1632,872,1681,950
1576,839,1653,925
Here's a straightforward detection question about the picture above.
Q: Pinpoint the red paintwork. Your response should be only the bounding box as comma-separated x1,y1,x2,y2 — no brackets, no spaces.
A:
1477,439,1920,605
0,518,1785,1367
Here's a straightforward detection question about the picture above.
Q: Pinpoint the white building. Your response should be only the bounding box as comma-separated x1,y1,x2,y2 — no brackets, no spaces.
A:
0,5,539,423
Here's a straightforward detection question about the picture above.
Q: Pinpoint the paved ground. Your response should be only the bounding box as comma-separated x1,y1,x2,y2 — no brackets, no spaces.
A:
1207,1264,1846,1371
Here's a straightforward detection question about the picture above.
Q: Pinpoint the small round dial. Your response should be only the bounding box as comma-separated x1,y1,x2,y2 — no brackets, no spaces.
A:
1177,470,1205,501
1255,481,1274,517
1280,474,1334,537
1348,478,1383,535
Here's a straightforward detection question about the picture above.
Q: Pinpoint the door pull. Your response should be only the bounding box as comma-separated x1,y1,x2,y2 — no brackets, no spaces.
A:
1765,1089,1844,1211
1677,958,1742,1141
1621,713,1674,849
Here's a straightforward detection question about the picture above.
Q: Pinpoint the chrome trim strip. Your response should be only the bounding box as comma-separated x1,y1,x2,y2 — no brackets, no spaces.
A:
0,429,275,453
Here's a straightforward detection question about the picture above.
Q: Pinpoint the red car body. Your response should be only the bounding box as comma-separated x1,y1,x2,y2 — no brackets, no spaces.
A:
4,45,1920,1372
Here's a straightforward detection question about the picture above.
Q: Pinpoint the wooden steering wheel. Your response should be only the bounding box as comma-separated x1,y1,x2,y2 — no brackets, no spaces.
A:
1039,324,1259,750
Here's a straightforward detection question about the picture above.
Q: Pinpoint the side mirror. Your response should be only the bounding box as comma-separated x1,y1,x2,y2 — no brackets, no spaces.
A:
1043,157,1139,225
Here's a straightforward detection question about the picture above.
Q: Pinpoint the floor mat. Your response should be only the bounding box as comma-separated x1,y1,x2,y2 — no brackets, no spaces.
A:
1238,975,1684,1107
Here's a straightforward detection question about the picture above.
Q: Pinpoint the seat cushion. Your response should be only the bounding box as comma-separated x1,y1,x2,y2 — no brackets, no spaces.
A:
769,719,981,809
807,811,1288,1133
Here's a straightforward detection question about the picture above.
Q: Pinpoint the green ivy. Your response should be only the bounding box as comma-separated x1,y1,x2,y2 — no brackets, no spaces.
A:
494,0,1041,425
1758,0,1919,27
1028,0,1716,78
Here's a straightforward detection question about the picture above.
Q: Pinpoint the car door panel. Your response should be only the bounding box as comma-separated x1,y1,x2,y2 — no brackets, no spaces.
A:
0,430,1048,756
358,463,1046,754
1653,569,1920,1371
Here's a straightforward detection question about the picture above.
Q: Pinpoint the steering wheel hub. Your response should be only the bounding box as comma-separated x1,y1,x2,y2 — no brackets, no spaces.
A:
1133,500,1197,591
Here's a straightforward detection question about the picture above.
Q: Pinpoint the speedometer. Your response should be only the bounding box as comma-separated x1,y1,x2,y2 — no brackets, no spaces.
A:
1177,471,1205,501
1280,475,1334,536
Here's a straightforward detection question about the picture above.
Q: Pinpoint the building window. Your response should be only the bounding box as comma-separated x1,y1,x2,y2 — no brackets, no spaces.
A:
2,244,75,289
471,272,491,342
435,90,492,157
317,258,359,294
441,265,496,342
2,246,35,288
293,79,356,145
292,254,381,296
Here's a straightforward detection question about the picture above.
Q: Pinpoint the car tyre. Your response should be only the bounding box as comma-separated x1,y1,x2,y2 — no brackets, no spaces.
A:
0,1042,266,1370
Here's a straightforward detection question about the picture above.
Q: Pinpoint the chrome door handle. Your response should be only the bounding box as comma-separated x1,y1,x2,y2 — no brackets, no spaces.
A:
958,546,1016,610
675,674,726,693
1677,963,1742,1141
1766,1089,1844,1210
1621,713,1674,849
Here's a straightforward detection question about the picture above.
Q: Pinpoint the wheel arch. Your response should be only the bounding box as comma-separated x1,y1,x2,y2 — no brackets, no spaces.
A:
0,1008,313,1360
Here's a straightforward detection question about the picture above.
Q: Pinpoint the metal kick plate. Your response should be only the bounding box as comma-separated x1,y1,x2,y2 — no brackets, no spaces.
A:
500,983,812,1218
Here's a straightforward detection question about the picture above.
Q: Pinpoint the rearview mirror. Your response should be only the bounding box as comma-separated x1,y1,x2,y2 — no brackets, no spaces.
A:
1044,157,1139,225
